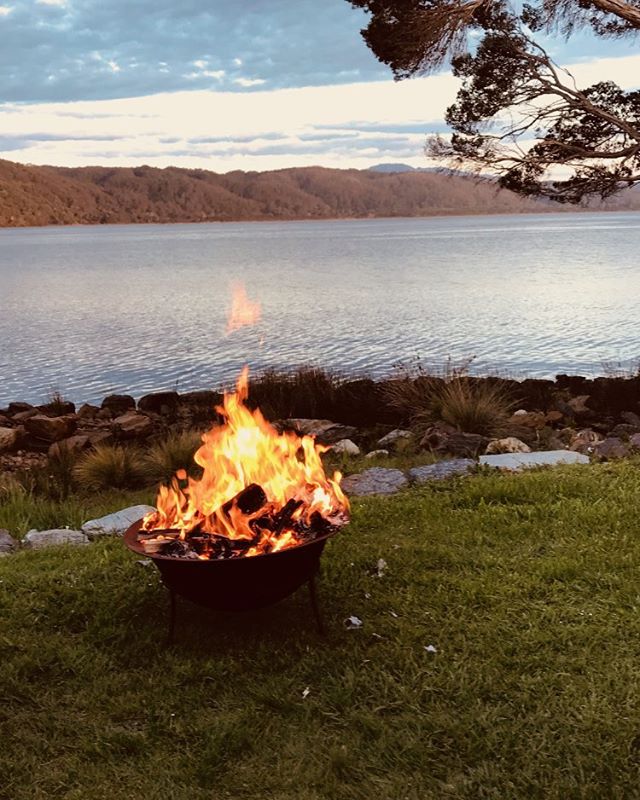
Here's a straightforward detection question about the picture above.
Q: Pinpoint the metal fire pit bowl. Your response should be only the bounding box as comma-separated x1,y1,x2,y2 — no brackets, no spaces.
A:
124,520,339,639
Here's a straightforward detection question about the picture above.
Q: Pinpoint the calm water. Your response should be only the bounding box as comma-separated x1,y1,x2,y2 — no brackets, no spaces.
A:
1,213,639,405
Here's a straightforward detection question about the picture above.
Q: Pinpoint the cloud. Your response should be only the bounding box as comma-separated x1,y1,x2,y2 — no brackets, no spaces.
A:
0,0,386,103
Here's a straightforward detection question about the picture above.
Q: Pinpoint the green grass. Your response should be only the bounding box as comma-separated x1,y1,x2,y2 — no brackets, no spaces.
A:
2,462,640,799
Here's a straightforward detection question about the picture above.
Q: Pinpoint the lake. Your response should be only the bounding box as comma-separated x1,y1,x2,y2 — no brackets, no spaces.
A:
1,213,639,405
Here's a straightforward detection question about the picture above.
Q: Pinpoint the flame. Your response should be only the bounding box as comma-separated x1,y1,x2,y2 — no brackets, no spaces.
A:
142,367,349,557
226,283,262,335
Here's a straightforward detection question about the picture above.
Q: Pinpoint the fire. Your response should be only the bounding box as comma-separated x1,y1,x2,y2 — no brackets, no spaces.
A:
225,283,262,335
141,367,349,559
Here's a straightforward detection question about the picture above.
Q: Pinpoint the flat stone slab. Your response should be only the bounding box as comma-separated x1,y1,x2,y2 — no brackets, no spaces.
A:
409,459,475,484
24,529,89,549
82,504,156,537
479,450,589,471
341,468,408,497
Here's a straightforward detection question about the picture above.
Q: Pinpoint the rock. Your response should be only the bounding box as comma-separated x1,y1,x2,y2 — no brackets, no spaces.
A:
0,529,16,554
509,411,547,430
12,409,38,422
377,429,412,448
629,433,640,451
113,411,154,439
102,394,135,414
436,431,489,458
23,529,89,549
365,449,390,459
283,419,358,445
409,459,475,484
77,403,100,420
341,468,408,497
609,423,640,440
81,504,156,537
331,439,361,456
96,407,113,420
0,427,20,453
593,437,629,461
37,400,76,417
621,411,640,427
485,437,531,455
7,402,34,415
512,409,528,417
419,422,457,451
569,428,604,454
479,450,589,471
47,434,91,459
86,430,115,447
24,414,77,443
138,391,179,415
567,395,590,415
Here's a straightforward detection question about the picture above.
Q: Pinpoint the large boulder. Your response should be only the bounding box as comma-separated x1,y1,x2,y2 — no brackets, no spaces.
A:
25,414,77,443
102,394,135,415
0,427,21,453
37,400,76,417
77,403,100,420
341,468,408,497
593,437,629,461
47,434,91,459
138,391,179,415
112,411,154,440
82,504,156,537
23,529,89,549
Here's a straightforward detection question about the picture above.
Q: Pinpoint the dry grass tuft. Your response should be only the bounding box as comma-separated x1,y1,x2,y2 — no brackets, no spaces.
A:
143,430,203,485
74,445,146,491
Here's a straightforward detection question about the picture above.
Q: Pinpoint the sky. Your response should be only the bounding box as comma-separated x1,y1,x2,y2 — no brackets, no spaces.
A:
0,0,639,172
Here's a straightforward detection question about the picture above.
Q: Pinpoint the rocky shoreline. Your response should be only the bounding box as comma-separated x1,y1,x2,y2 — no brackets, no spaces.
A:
2,373,640,473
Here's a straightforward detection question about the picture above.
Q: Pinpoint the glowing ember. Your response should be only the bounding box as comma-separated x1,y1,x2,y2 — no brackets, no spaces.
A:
225,283,262,334
140,367,349,559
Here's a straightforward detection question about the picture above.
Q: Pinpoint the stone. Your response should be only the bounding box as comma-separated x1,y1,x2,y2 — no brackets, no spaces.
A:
0,529,16,554
77,403,100,420
485,437,531,455
512,409,528,417
113,411,154,439
0,427,20,453
629,433,640,451
409,459,475,484
567,395,590,415
621,411,640,427
81,504,156,537
331,439,361,456
569,428,604,454
24,414,76,443
102,394,135,414
365,449,390,459
37,400,76,417
593,437,629,461
7,402,33,415
341,468,408,497
284,419,358,445
479,450,589,471
377,429,413,448
138,391,179,415
86,430,115,447
609,423,640,440
435,431,488,458
509,411,547,430
179,389,222,407
23,529,89,549
47,434,91,459
545,410,564,424
12,409,38,422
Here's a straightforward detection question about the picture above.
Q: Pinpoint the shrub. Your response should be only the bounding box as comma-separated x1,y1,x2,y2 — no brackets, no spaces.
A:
74,445,146,491
143,430,202,485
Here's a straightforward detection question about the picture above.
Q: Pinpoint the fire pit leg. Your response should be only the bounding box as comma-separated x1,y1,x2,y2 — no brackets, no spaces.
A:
307,574,325,636
166,588,177,646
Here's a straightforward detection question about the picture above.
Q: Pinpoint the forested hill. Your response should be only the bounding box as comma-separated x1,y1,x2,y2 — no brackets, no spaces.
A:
0,158,638,227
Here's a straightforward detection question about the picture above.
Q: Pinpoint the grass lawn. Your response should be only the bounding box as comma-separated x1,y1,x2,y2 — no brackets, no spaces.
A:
2,461,640,799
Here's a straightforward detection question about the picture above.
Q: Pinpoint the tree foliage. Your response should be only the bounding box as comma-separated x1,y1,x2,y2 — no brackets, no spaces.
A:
349,0,640,202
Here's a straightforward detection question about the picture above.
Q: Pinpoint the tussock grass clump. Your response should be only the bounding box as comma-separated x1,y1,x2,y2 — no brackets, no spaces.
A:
384,359,515,436
248,366,341,420
74,445,146,491
143,430,202,485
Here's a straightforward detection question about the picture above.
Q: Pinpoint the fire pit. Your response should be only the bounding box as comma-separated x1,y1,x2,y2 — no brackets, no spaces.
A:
125,366,350,640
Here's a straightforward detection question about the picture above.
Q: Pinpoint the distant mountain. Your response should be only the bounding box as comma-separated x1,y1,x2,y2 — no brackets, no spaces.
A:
0,158,638,228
